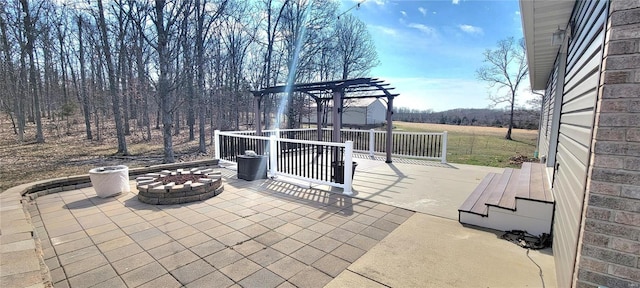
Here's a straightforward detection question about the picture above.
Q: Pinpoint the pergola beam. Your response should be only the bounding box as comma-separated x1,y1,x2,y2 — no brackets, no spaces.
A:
251,77,399,163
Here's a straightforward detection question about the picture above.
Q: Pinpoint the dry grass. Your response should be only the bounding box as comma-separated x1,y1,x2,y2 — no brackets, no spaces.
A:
392,121,538,167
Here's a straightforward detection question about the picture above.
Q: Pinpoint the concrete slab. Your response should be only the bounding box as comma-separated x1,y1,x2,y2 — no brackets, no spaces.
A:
325,270,386,288
0,250,41,277
328,213,556,288
351,157,504,220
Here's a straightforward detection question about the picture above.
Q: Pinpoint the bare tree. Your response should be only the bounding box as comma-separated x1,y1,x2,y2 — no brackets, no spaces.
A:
77,16,92,140
96,0,128,154
0,5,19,136
20,0,44,143
195,0,226,152
476,37,528,140
334,14,378,80
151,0,189,163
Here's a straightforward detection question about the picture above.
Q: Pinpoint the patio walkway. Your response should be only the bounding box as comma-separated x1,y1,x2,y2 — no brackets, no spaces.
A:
350,154,506,220
29,174,414,288
2,158,556,287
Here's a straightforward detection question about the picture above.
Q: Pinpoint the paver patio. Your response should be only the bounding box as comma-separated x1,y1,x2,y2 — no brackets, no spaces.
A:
31,169,414,288
3,157,557,287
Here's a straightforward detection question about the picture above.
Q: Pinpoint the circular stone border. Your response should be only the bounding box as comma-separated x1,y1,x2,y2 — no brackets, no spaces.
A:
135,168,223,205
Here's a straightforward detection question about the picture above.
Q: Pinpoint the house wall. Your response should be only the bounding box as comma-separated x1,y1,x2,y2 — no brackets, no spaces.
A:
366,100,387,124
539,61,559,163
306,100,386,126
548,1,608,287
342,107,368,125
575,0,640,287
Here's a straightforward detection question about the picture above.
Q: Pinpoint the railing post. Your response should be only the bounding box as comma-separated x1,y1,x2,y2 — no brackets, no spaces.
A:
269,135,277,177
368,129,375,157
441,131,448,163
343,141,354,196
214,130,220,160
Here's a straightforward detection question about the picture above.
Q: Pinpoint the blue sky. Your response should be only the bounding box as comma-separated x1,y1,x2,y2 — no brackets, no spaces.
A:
339,0,532,111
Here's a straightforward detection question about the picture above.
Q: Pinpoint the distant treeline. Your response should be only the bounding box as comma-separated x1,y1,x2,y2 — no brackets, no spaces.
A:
393,108,540,130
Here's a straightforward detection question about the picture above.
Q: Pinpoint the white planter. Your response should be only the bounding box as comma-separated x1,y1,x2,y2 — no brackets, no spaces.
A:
89,165,131,198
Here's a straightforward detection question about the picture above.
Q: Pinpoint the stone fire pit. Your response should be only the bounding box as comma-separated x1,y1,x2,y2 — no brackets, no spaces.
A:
135,168,223,205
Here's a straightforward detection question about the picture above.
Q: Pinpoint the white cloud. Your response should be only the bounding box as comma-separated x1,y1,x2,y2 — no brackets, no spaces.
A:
458,24,483,35
370,25,398,37
452,0,460,4
400,10,407,17
408,23,437,36
418,7,427,16
515,11,520,15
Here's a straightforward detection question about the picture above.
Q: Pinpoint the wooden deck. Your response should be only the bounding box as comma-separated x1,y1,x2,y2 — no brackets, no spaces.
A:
458,162,555,235
459,162,553,217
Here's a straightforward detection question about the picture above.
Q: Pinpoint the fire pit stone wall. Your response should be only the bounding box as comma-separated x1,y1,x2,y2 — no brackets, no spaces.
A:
135,168,223,205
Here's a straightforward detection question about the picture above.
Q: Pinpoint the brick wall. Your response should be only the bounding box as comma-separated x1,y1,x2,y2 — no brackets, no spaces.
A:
576,1,640,287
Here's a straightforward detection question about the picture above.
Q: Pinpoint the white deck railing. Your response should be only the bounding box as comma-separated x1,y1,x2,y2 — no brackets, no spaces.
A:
215,130,354,195
222,128,447,163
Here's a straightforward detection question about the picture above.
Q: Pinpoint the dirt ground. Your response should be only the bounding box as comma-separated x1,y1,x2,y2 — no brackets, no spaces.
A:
0,114,214,192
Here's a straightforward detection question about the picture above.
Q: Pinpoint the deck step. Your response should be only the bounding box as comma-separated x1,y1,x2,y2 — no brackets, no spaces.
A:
458,173,497,215
460,162,555,226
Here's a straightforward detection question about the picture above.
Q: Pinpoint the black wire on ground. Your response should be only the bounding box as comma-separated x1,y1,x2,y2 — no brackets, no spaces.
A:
501,230,551,250
502,230,550,288
527,249,546,288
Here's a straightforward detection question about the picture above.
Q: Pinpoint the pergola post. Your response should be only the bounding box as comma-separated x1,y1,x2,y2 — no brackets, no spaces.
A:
315,98,323,141
254,94,262,135
385,96,394,163
332,90,342,143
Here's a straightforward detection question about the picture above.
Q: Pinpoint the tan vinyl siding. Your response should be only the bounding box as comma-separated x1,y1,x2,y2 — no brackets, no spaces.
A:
539,60,559,160
552,0,607,287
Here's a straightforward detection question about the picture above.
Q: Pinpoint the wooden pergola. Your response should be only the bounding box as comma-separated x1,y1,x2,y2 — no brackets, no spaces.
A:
250,78,399,163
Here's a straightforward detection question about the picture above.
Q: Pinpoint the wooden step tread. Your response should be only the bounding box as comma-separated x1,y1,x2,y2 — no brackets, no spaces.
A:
528,162,547,202
497,169,521,210
458,173,497,215
540,164,554,202
486,168,514,206
515,163,532,199
462,172,508,216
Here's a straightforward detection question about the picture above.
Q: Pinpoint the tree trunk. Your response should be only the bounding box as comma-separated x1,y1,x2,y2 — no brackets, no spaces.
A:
97,0,128,155
195,0,206,153
506,91,515,140
0,15,19,137
20,0,44,143
77,17,92,140
116,9,131,137
155,0,175,163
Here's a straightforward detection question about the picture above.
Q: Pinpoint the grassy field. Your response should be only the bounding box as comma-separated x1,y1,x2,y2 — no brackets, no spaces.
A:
0,115,538,192
392,122,538,167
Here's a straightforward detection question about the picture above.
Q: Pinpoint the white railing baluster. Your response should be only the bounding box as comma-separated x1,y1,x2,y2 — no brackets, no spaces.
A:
269,135,277,178
441,131,448,164
344,141,354,196
369,129,375,157
214,130,220,160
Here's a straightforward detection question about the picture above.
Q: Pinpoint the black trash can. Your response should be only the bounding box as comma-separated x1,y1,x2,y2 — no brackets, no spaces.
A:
237,155,268,181
332,161,358,184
